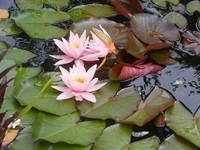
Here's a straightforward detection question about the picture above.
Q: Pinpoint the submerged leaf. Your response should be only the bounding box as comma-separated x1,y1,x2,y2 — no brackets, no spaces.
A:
121,87,174,126
130,13,180,44
11,9,70,39
32,112,105,146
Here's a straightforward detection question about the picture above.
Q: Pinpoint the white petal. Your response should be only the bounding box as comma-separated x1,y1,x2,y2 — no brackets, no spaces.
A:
87,82,107,92
81,92,96,103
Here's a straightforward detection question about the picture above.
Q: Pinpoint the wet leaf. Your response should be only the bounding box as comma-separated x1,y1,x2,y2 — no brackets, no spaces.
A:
0,9,9,19
0,19,22,36
94,124,133,150
164,12,187,28
13,73,77,115
159,134,199,150
70,17,129,48
32,112,105,146
109,62,164,81
77,82,141,121
121,86,174,126
8,126,92,150
165,101,200,148
68,4,119,21
130,136,160,150
108,0,143,19
152,0,180,8
148,49,178,65
0,41,8,50
11,9,70,40
15,0,70,10
130,13,180,44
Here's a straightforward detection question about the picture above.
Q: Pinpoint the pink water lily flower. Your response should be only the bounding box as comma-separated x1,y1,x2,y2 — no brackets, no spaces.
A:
88,25,116,58
50,30,99,66
52,64,107,103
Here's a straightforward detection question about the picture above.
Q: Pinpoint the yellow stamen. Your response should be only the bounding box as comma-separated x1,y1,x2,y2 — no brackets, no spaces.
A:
74,77,86,83
69,43,80,50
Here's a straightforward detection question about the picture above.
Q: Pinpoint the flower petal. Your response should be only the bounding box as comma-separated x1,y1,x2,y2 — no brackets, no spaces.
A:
87,82,107,92
81,92,96,103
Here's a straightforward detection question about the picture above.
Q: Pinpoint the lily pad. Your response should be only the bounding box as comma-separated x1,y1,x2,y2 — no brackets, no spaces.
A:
70,17,129,47
130,136,160,150
11,9,70,40
130,13,180,44
15,0,70,10
77,82,141,121
0,41,8,50
159,134,199,150
121,86,175,126
13,73,77,115
94,124,133,150
164,12,187,28
0,19,22,36
165,101,200,148
67,4,119,21
152,0,180,8
32,112,105,146
8,126,93,150
186,1,200,14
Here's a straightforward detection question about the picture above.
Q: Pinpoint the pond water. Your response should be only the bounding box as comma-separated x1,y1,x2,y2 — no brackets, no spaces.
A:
1,0,199,113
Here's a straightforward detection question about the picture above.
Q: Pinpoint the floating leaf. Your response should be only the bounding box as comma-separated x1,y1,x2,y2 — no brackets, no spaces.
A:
164,12,187,28
15,0,70,10
32,112,105,146
130,136,160,150
108,0,143,19
152,0,180,8
94,124,133,150
77,82,141,121
130,13,180,44
67,4,119,21
0,41,8,50
121,86,174,126
8,126,92,150
165,101,200,148
186,1,200,14
159,134,199,150
109,62,164,81
11,9,70,40
0,19,22,36
13,73,77,115
70,17,129,49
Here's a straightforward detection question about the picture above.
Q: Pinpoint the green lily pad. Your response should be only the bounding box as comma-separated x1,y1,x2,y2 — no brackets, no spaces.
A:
0,41,8,50
121,86,175,126
165,101,200,148
164,12,187,28
130,136,160,150
11,9,70,40
67,4,119,21
94,124,133,150
15,0,70,10
8,126,93,150
186,0,200,14
0,47,35,64
13,72,77,115
152,0,180,8
159,134,199,150
77,82,141,121
32,112,105,146
0,19,22,36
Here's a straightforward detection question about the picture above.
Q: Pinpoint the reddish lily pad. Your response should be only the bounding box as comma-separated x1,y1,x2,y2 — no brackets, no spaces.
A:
94,124,133,150
77,82,141,121
130,13,181,44
69,17,129,47
159,134,199,150
165,101,200,148
108,0,143,19
120,86,175,126
109,62,164,81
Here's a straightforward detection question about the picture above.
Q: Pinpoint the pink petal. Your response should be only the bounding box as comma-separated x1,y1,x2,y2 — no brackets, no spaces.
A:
54,59,74,65
51,86,70,92
87,82,107,92
75,95,84,101
81,92,96,103
86,65,97,81
57,92,74,100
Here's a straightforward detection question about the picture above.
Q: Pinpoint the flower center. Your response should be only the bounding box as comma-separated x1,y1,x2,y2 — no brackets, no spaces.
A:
73,77,86,83
147,30,162,38
69,43,80,50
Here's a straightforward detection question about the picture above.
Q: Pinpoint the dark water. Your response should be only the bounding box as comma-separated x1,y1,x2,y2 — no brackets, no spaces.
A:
0,0,199,113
